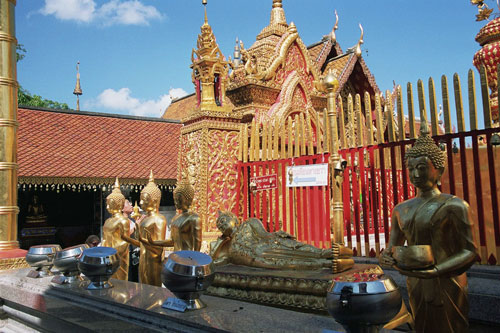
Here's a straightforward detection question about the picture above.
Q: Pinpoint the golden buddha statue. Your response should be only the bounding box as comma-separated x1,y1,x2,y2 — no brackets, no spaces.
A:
380,126,477,333
26,194,47,223
211,211,354,272
145,179,202,252
101,178,130,280
124,171,167,287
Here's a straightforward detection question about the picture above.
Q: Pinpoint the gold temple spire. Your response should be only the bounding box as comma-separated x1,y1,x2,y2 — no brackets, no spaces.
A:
270,0,287,26
190,0,231,114
257,0,288,39
73,61,82,111
202,0,208,24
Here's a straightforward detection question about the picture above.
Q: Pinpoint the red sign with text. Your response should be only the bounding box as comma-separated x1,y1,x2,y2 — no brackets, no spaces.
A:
251,174,278,191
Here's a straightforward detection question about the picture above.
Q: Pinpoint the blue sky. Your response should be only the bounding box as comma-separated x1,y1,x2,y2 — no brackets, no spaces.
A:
16,0,489,125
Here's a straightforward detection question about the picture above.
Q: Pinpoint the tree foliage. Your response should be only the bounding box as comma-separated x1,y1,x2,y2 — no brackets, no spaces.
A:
16,44,70,110
18,87,69,110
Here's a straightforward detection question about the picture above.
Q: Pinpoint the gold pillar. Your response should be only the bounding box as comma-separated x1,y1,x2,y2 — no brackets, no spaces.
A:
0,0,19,251
323,71,344,244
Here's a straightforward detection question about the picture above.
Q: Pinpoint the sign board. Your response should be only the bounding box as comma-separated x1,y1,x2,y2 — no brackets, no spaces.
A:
286,163,329,187
162,297,187,312
250,174,278,191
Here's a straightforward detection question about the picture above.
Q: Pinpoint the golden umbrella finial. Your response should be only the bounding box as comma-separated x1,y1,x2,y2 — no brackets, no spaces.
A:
73,61,82,111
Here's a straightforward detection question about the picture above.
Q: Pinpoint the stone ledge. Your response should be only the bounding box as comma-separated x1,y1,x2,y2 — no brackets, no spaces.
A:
0,268,354,333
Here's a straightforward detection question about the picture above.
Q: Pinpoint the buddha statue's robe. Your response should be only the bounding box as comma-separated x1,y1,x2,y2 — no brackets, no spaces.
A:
392,194,477,333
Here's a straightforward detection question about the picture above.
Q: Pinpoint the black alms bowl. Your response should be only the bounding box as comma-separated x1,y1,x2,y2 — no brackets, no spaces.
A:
326,275,402,331
78,246,119,289
161,250,215,310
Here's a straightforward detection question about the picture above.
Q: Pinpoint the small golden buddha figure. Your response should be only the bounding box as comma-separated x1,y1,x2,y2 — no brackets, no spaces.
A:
145,179,202,252
26,194,48,223
124,171,167,287
380,127,477,333
211,211,354,272
101,178,130,280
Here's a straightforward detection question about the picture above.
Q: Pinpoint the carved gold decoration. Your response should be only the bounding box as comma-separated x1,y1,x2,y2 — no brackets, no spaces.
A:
18,176,176,187
206,131,240,231
0,257,29,271
206,265,383,312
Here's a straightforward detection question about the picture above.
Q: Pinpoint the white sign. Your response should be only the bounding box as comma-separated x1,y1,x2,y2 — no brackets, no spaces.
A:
286,163,329,187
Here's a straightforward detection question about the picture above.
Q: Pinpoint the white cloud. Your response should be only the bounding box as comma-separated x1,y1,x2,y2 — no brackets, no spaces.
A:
40,0,95,23
98,0,162,26
91,87,188,117
40,0,162,26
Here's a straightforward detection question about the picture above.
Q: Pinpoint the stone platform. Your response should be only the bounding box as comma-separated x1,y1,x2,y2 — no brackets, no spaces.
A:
0,268,363,332
207,263,383,312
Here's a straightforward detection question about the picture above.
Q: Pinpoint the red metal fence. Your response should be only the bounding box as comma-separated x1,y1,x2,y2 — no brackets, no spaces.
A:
237,153,331,249
340,68,500,265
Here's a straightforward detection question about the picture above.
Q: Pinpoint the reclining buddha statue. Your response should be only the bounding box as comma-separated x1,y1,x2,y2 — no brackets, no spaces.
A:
210,211,354,272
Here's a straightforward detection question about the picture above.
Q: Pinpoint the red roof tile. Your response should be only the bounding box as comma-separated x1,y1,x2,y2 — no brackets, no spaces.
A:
18,107,181,182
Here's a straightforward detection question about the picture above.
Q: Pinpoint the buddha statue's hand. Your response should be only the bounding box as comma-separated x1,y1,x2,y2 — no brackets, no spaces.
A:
379,249,396,268
399,266,439,279
145,230,154,244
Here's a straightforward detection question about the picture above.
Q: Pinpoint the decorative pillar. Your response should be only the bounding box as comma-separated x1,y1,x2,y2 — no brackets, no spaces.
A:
177,0,242,243
0,0,19,252
323,70,344,244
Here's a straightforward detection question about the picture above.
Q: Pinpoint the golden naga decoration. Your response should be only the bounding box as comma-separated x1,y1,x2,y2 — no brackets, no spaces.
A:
471,0,498,21
380,125,478,333
102,178,130,280
145,179,202,252
354,24,364,57
123,171,167,287
211,211,353,272
329,10,339,43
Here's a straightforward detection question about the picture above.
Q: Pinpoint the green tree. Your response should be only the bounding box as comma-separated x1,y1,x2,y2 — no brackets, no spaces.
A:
16,44,69,110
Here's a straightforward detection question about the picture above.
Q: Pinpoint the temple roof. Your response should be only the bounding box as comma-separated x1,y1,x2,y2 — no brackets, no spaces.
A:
162,93,196,120
18,107,181,185
161,94,235,121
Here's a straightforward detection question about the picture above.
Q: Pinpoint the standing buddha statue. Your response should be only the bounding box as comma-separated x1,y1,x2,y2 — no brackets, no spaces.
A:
102,178,130,280
123,171,166,287
380,126,478,333
145,179,202,252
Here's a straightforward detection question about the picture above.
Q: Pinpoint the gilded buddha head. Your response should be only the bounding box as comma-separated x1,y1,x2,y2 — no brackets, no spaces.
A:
107,178,125,214
140,171,162,213
216,211,239,237
173,179,195,212
405,126,445,191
